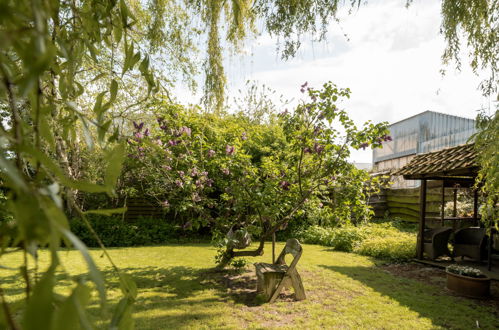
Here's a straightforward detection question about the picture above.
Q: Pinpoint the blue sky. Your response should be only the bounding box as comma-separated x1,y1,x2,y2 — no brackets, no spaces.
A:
175,0,494,163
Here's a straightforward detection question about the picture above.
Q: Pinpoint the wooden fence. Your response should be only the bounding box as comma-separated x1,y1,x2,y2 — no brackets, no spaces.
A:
124,198,164,221
369,181,452,222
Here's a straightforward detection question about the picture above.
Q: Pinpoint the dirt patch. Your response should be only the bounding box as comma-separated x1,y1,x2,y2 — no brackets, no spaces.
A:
380,262,499,311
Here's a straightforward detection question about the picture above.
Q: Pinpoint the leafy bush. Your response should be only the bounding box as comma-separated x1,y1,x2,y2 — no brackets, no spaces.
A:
296,222,416,261
354,235,416,261
70,215,207,247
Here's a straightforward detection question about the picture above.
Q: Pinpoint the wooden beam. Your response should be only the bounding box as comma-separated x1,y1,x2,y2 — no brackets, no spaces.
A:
473,188,479,226
440,181,445,226
417,179,427,259
453,189,457,217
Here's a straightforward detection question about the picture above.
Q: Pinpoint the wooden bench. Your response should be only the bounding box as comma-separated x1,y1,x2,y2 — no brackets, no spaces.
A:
254,238,306,303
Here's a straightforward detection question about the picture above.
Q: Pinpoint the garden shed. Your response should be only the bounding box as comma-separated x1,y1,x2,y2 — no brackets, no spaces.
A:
395,143,497,272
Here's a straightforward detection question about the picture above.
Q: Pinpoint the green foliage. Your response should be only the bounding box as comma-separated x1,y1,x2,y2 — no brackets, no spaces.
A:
474,110,499,230
0,0,162,327
296,222,417,261
70,216,202,247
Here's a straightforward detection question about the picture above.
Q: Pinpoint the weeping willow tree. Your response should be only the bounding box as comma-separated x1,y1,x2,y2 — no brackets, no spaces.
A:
185,0,497,111
0,0,199,328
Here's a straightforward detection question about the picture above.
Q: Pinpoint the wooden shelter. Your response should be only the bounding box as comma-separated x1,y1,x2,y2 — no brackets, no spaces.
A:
395,143,480,260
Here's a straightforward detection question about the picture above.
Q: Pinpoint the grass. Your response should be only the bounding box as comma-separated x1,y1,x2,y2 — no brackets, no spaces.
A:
1,243,498,329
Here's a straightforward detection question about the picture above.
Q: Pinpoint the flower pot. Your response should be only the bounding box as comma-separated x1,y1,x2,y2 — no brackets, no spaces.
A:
446,271,491,298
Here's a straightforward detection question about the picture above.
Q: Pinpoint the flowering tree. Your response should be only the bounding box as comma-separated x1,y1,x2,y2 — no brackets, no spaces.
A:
119,83,389,266
214,82,389,265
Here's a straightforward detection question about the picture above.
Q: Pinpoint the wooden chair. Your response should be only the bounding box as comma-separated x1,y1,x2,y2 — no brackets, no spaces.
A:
254,238,306,303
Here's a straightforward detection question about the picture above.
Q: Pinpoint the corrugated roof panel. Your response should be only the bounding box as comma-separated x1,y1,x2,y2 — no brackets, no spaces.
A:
373,111,476,163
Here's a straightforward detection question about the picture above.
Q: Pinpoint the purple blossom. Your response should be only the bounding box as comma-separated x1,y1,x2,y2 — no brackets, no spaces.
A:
381,134,392,142
144,128,150,137
162,165,172,171
155,139,163,146
205,178,214,187
317,111,325,120
300,82,308,93
279,181,291,191
207,149,216,157
201,171,208,176
278,109,289,117
157,117,164,124
195,179,203,188
190,168,199,177
314,143,324,154
221,168,230,175
160,125,168,131
133,121,144,131
175,179,183,188
134,132,143,139
241,132,247,141
313,126,321,136
178,170,185,177
360,142,369,150
181,126,192,136
168,140,178,146
225,145,235,155
304,147,312,154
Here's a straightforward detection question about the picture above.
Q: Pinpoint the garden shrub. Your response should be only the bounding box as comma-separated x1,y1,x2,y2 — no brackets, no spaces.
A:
70,215,207,247
296,222,416,261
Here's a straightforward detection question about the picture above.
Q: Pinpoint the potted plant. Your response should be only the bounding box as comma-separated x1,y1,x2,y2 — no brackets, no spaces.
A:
446,265,491,298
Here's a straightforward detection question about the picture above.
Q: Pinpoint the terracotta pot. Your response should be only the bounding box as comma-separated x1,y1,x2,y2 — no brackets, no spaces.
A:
446,271,491,298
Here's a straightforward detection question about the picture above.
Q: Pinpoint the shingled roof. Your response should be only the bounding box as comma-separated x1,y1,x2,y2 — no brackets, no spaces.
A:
396,143,478,180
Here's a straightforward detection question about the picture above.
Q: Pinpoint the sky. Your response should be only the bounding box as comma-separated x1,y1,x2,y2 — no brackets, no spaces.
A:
176,0,494,164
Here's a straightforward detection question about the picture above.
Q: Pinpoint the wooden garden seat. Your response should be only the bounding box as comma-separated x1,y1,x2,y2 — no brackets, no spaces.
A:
254,238,306,303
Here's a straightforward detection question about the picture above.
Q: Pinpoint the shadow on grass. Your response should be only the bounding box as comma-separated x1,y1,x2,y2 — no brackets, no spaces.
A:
319,264,499,328
85,265,263,328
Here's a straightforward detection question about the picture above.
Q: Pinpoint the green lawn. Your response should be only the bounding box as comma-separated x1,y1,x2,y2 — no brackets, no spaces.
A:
1,243,498,329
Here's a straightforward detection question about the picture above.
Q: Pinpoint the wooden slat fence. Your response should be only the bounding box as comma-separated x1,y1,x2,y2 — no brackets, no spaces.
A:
369,181,452,222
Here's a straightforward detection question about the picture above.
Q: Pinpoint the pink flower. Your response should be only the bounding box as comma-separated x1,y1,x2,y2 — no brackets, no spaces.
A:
241,132,247,140
221,168,230,175
207,149,216,157
182,126,192,136
161,200,170,208
175,179,183,188
178,171,185,177
134,132,143,139
162,165,172,171
360,142,369,150
225,145,235,155
279,181,291,191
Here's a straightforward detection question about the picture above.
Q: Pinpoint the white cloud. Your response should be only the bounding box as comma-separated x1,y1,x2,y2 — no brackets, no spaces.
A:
172,0,492,163
222,0,491,163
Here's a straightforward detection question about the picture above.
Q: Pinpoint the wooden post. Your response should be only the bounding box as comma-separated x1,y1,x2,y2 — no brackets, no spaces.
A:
417,179,427,259
272,232,276,263
452,188,457,217
440,180,445,226
473,188,479,226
